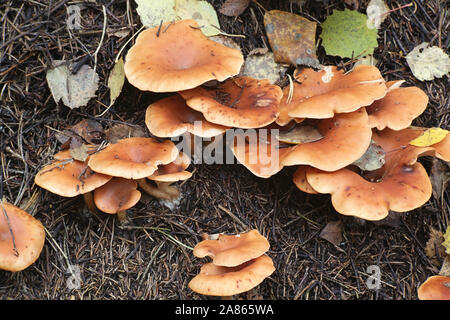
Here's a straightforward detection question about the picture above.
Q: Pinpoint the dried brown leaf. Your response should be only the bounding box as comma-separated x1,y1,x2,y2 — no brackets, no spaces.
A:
319,220,343,246
219,0,250,17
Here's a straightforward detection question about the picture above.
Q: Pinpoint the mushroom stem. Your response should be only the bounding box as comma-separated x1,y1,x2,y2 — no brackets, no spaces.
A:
83,192,97,213
137,179,180,200
116,210,127,223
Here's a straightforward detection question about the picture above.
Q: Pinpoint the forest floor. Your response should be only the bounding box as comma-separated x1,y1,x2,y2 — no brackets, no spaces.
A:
0,0,448,300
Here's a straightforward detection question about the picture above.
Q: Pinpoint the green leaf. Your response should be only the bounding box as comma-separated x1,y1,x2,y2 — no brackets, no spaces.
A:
320,9,378,59
108,57,125,107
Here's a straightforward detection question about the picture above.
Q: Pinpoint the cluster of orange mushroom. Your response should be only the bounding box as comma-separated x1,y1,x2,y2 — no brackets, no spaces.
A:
34,138,192,222
188,230,275,297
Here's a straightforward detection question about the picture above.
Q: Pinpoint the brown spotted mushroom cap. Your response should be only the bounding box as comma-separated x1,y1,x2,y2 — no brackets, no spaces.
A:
87,137,179,179
0,201,45,272
34,149,112,197
124,19,244,92
277,65,387,122
178,76,283,128
147,152,192,182
188,255,275,296
305,127,438,221
367,81,428,131
281,108,372,172
418,276,450,300
193,229,270,267
93,177,141,214
145,95,229,138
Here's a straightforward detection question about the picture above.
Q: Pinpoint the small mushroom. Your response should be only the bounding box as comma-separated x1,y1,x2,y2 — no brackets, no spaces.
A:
188,255,275,297
0,201,45,272
124,19,244,92
93,177,141,223
193,229,270,267
417,276,450,300
178,76,283,128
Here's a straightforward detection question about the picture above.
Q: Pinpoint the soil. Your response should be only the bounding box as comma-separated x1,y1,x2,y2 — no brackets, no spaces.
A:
0,0,448,300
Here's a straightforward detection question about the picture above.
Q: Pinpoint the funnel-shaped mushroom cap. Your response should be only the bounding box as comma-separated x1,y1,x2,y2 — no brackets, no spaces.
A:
293,166,318,194
305,127,439,221
35,150,112,197
0,201,45,272
148,152,192,182
367,81,428,131
193,229,270,267
278,65,387,121
179,76,283,128
93,177,141,214
188,255,275,296
418,276,450,300
124,20,244,92
88,137,179,179
231,132,292,178
281,108,372,171
145,95,229,138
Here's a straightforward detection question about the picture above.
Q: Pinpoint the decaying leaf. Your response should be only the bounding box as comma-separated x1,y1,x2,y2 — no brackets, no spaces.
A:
424,227,446,267
108,57,125,106
175,0,220,37
264,10,319,67
354,54,378,67
241,49,287,84
135,0,177,29
444,227,450,255
406,43,450,81
46,60,99,109
408,127,449,147
366,0,389,29
209,35,242,52
276,123,323,144
320,9,378,59
219,0,250,17
352,139,385,171
105,123,147,144
429,158,450,201
69,139,90,162
440,255,450,277
319,220,343,246
55,119,104,149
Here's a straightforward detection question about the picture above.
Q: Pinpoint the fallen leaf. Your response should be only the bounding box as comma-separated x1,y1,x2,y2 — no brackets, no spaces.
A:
219,0,250,17
108,57,125,107
440,255,450,277
352,139,385,171
406,43,450,81
276,123,323,144
424,227,446,267
46,60,99,109
444,226,450,255
241,50,287,84
354,54,378,66
209,35,242,52
371,211,402,228
320,9,378,59
408,127,449,147
69,139,90,162
366,0,389,29
319,220,343,246
429,159,450,201
55,119,104,149
174,0,220,36
105,123,147,143
135,0,177,29
264,10,319,67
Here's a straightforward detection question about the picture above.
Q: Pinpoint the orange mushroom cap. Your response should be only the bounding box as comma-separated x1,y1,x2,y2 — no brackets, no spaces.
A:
281,108,372,171
193,229,270,267
178,76,283,128
305,127,439,221
145,94,229,138
93,177,141,214
35,150,112,197
278,65,387,122
418,276,450,300
367,81,428,131
124,19,244,92
87,137,179,179
293,166,319,194
147,152,192,182
0,201,45,272
188,255,275,296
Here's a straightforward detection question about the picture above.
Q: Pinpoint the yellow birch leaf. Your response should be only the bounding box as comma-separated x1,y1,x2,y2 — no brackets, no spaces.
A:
443,226,450,255
409,127,449,147
108,57,125,107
